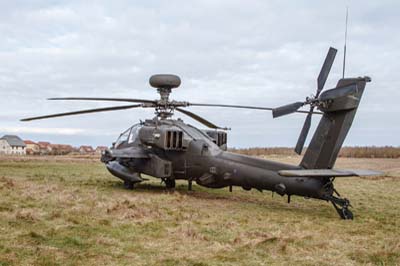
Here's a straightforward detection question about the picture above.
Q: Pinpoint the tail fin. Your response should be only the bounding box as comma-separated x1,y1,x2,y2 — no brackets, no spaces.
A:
300,76,371,169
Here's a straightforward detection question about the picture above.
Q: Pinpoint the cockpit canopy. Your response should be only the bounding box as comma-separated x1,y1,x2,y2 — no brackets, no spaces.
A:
114,123,141,148
113,120,225,154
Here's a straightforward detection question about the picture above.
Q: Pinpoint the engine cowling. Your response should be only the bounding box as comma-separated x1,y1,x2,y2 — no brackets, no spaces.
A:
139,126,188,151
203,130,227,150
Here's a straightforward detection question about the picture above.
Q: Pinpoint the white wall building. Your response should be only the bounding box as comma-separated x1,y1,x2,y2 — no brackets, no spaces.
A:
0,135,26,155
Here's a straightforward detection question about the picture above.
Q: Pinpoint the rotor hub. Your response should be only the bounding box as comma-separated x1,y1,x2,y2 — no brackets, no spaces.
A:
149,74,181,110
148,74,181,118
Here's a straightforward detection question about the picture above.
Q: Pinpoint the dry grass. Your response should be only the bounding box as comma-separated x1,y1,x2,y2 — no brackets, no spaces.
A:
230,146,400,158
0,156,399,265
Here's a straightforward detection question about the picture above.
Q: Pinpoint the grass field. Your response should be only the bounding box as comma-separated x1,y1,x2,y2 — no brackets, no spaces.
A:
0,156,399,266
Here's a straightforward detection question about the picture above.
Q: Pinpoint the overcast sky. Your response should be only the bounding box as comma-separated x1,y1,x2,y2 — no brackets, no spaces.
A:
1,0,399,148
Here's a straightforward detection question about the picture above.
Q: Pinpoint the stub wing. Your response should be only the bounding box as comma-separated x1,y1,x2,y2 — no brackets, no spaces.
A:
278,169,383,177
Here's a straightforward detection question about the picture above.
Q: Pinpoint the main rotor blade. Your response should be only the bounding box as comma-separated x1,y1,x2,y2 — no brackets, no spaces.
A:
21,104,142,121
48,97,155,104
317,47,337,96
188,103,273,111
175,108,226,130
294,108,313,155
272,102,304,118
187,103,321,115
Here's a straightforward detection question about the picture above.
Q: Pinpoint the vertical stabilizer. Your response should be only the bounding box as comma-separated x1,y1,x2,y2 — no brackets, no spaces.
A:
300,77,371,169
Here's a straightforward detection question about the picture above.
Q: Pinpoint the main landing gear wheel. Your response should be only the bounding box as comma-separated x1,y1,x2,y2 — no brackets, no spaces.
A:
165,178,176,189
123,180,134,190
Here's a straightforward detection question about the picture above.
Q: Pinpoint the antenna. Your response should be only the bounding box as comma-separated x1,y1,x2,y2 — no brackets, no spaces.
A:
342,6,349,78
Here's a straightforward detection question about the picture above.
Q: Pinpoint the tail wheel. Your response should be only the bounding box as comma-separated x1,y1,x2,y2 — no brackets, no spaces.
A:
341,208,354,220
328,195,354,220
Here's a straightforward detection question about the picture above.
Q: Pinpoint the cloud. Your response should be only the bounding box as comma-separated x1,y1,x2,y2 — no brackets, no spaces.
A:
0,0,399,147
0,127,85,135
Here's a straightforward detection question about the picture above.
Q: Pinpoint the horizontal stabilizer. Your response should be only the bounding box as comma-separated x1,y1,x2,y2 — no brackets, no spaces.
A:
278,169,383,177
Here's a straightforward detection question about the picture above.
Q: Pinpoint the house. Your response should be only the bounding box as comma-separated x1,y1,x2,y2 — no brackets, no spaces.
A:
95,146,108,155
0,135,26,155
58,144,74,155
79,145,94,154
50,144,74,155
37,141,52,155
24,140,40,155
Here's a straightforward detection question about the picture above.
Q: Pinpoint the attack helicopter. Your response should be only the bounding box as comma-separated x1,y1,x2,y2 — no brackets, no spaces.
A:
22,47,381,219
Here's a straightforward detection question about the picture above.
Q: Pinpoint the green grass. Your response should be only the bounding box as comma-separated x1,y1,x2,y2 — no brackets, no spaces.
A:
0,157,399,265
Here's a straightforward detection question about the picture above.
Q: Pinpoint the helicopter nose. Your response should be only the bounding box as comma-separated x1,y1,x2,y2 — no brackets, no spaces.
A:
149,74,181,89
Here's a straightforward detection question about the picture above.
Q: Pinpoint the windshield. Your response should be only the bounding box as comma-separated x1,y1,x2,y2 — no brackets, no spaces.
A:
115,123,141,148
128,124,141,143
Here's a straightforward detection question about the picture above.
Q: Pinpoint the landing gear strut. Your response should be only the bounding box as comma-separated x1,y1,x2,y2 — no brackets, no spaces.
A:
123,180,134,190
328,195,353,220
164,178,176,189
322,178,353,220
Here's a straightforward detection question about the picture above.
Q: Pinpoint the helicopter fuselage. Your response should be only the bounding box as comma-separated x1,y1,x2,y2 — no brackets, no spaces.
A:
21,51,375,219
102,118,329,201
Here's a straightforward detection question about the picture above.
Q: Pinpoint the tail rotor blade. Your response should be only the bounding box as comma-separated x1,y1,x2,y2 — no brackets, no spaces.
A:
294,109,313,154
272,102,304,118
317,47,337,96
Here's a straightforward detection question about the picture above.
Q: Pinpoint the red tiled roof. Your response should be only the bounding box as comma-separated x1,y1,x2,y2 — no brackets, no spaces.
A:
79,145,94,152
38,141,51,146
96,146,108,150
51,144,73,150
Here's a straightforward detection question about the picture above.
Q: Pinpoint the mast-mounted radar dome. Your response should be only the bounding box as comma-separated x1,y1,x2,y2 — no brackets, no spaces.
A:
149,74,181,89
